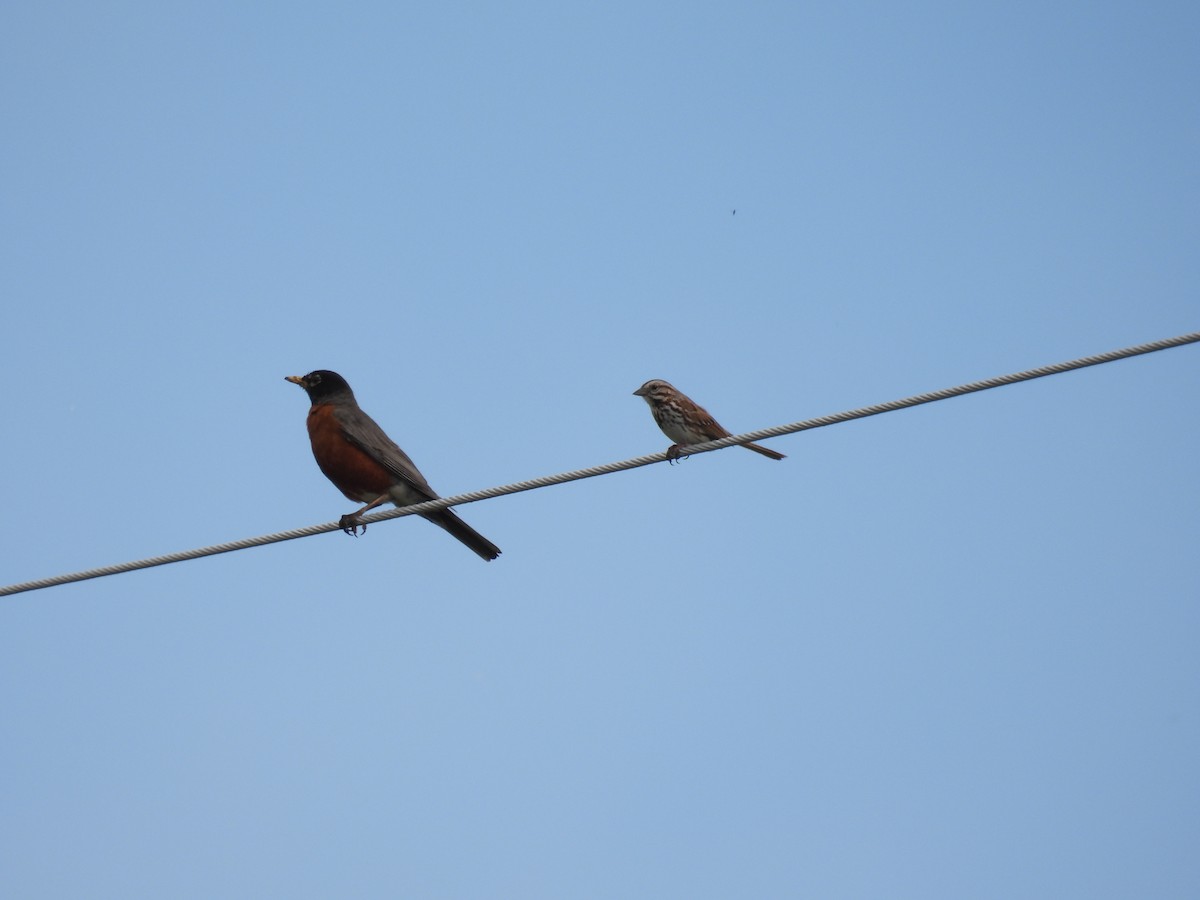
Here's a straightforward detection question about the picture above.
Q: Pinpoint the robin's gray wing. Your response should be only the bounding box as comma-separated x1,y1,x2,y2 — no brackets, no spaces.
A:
332,401,500,559
332,403,440,500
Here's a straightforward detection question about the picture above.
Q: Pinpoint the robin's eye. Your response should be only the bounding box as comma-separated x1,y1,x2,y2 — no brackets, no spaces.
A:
309,373,322,384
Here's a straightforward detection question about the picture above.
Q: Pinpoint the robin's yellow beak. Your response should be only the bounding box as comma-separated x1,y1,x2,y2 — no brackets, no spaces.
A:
285,375,307,388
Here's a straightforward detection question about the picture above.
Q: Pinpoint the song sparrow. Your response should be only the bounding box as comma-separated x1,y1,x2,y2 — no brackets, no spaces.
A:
633,379,785,462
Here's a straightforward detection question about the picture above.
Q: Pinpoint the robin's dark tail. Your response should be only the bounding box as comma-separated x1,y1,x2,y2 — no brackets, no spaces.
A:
424,510,502,561
742,441,786,461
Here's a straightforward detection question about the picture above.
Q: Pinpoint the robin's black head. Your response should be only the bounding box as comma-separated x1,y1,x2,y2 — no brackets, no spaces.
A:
285,370,355,404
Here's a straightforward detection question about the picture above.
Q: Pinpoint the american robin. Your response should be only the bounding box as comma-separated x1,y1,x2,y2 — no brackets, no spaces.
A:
285,370,501,561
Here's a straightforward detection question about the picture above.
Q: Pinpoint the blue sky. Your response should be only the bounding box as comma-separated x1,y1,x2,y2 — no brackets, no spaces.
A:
2,2,1197,897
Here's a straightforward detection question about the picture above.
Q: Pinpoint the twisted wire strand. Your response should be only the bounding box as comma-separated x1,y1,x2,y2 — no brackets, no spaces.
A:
3,331,1197,597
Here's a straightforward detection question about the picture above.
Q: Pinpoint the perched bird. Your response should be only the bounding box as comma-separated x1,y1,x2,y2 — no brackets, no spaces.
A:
633,379,785,462
285,370,501,561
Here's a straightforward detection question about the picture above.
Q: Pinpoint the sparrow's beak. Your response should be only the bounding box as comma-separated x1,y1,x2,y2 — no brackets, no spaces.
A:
285,375,307,388
632,386,647,397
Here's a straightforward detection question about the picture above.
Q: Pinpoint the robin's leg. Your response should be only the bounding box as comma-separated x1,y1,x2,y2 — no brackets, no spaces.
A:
340,494,389,536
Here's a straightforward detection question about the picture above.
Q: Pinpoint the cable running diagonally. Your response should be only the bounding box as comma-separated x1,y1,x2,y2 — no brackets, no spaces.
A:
2,331,1197,597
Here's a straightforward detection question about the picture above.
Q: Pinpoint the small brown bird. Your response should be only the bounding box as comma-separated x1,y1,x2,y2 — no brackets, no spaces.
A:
286,370,500,561
633,379,785,462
